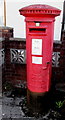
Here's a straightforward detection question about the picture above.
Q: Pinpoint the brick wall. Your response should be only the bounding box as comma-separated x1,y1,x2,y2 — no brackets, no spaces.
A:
1,26,64,89
59,30,65,82
0,27,13,86
0,37,5,94
5,38,61,88
5,38,27,87
0,27,13,93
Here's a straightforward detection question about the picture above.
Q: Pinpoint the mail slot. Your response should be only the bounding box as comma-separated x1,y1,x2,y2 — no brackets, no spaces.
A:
29,28,46,33
19,4,61,93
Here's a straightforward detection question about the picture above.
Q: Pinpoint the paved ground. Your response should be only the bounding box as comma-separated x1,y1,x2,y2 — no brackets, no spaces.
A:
1,93,36,120
1,95,62,120
2,96,26,119
0,89,65,120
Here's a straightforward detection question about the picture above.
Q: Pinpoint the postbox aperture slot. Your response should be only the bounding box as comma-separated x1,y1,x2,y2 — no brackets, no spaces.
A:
29,28,46,33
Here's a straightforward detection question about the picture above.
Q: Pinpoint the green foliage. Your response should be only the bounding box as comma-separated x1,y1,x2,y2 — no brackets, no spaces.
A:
56,100,65,109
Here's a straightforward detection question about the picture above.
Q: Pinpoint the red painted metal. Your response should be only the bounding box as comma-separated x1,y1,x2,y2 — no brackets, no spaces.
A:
19,4,61,93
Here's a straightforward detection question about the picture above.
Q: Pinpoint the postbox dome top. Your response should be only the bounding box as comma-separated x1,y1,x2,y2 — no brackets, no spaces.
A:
19,4,61,17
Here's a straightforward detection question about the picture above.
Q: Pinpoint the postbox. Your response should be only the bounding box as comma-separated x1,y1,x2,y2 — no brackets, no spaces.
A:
19,4,61,93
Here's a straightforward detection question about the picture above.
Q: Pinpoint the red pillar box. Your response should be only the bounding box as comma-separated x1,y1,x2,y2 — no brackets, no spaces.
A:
19,5,61,93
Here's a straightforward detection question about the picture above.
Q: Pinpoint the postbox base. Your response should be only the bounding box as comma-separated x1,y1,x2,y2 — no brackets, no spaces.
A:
27,89,51,115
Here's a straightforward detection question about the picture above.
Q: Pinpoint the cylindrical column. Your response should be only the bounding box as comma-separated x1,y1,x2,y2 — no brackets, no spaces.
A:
19,4,61,114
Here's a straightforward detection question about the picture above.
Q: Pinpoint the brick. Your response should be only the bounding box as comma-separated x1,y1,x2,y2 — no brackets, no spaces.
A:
2,27,65,88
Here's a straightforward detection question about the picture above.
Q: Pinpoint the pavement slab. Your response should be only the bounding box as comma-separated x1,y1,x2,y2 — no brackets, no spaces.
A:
2,96,25,119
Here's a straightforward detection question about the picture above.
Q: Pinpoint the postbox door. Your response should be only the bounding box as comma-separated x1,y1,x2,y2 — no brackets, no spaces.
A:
27,33,51,92
26,21,53,92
